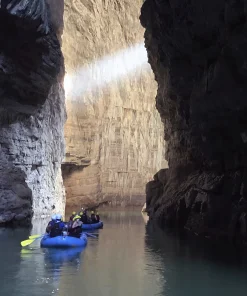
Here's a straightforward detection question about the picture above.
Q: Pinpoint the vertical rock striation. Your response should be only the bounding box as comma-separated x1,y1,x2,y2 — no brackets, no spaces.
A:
62,0,166,210
141,0,247,244
0,0,65,225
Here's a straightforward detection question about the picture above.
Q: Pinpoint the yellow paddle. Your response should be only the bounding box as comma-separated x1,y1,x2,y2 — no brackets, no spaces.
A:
21,238,37,247
29,234,42,239
21,234,44,247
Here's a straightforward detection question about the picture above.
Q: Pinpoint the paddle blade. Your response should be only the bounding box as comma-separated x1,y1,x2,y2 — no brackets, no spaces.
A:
21,239,36,247
85,233,97,238
29,234,42,239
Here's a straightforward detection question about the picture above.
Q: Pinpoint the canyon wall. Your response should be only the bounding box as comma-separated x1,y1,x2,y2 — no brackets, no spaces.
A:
62,0,166,209
141,0,247,244
0,0,65,225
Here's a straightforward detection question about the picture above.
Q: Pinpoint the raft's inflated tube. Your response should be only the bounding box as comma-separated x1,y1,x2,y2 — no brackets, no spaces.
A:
44,247,85,263
40,233,87,248
82,221,103,230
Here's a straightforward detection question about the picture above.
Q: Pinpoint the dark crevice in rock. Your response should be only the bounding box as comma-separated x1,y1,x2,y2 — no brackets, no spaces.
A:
61,163,88,179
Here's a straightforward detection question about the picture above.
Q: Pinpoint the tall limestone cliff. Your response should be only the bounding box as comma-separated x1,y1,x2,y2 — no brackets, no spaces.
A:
0,0,65,225
62,0,166,209
141,0,247,244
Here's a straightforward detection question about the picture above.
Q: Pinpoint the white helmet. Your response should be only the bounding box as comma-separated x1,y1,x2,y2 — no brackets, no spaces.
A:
56,214,62,220
51,214,57,220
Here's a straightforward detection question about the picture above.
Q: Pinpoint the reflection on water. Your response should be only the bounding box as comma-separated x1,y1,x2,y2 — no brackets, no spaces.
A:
0,211,247,296
58,212,162,296
145,223,247,296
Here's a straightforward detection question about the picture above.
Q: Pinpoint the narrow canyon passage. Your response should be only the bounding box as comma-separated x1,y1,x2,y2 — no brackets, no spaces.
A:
0,0,166,224
0,0,246,259
62,0,167,211
2,1,247,296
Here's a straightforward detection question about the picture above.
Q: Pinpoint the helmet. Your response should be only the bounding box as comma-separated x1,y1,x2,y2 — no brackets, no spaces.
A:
91,211,94,214
81,207,84,211
72,211,76,215
73,215,81,221
56,214,62,221
79,211,83,216
51,214,56,220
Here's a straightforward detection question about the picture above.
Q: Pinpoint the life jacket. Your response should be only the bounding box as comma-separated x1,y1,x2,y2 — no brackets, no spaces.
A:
72,220,82,228
67,220,73,230
46,220,55,233
48,220,55,227
69,220,82,237
91,214,96,223
69,228,81,237
80,214,88,223
50,221,63,237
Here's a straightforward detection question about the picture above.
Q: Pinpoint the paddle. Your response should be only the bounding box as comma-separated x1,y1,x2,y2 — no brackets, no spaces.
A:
21,237,40,247
21,234,45,247
87,233,99,235
29,234,44,239
84,232,98,238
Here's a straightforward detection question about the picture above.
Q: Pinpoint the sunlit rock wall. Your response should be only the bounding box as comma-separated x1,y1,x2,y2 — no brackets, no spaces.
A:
62,0,166,209
0,0,65,225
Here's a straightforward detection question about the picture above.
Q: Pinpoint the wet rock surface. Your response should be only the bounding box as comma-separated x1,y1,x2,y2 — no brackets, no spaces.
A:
141,0,247,244
0,0,65,225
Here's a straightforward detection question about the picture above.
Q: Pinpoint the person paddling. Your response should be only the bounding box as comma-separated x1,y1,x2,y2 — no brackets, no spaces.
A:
69,215,83,238
70,211,76,221
91,211,96,223
46,214,57,234
80,210,89,224
95,212,100,223
67,212,76,231
49,214,66,238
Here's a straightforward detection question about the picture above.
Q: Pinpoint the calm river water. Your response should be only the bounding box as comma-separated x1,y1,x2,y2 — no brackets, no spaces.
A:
1,211,247,296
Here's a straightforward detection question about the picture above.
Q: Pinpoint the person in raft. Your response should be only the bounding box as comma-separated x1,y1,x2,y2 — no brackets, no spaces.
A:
69,215,83,238
46,214,57,233
80,209,90,224
90,211,96,223
46,214,66,237
70,211,76,221
67,211,76,230
95,212,100,223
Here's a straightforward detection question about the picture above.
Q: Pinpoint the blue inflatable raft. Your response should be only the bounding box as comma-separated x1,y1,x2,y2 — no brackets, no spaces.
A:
40,233,87,248
82,221,103,230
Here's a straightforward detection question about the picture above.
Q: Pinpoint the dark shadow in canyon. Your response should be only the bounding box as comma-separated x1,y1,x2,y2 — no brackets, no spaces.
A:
141,0,247,246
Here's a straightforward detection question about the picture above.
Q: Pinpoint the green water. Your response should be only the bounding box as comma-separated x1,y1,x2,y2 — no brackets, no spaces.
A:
0,211,247,296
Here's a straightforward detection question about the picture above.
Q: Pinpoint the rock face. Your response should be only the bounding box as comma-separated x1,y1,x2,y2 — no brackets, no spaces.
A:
141,0,247,244
0,0,65,225
62,0,166,210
